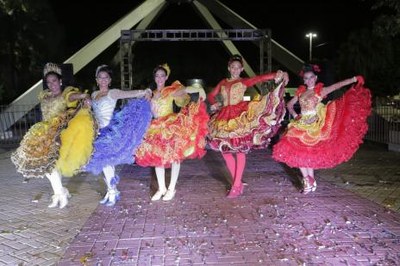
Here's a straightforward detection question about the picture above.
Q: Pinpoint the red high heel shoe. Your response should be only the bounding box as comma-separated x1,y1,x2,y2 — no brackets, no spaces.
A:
301,176,317,194
227,183,244,198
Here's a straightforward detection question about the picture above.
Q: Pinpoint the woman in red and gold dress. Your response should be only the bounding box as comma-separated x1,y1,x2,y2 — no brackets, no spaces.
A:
272,64,371,194
135,64,209,201
208,54,288,198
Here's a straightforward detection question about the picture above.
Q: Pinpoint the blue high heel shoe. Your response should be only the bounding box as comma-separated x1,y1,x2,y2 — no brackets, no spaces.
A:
100,189,120,206
105,190,120,207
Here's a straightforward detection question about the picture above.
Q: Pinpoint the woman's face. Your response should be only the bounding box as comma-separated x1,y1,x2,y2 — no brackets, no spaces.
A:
154,69,168,88
228,61,243,79
303,71,317,88
46,74,62,96
96,71,111,89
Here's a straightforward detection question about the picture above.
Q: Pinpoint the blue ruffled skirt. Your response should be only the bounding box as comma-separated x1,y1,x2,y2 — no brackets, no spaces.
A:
85,99,152,175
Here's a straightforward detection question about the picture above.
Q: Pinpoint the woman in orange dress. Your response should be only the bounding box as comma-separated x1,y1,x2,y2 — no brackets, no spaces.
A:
135,64,209,201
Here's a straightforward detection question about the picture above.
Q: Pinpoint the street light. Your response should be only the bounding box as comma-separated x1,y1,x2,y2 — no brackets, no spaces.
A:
306,32,317,61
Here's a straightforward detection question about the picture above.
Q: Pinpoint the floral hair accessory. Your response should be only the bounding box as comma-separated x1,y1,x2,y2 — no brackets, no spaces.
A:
312,64,321,73
161,63,171,76
299,64,321,77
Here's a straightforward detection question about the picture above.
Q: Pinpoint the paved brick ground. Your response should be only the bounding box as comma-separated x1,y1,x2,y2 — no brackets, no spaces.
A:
319,142,400,212
0,149,101,265
60,143,400,265
1,142,400,265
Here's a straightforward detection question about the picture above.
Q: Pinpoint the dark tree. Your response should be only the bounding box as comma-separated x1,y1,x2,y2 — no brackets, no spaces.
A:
0,0,65,104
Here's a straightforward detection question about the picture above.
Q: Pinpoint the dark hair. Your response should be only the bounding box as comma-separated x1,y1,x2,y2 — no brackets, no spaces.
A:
43,72,62,90
228,54,243,66
152,65,168,76
44,71,62,80
299,64,321,77
95,64,113,78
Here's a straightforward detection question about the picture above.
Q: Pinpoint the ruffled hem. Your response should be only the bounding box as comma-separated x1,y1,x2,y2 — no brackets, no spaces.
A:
56,108,96,177
272,83,371,169
85,99,152,175
11,113,69,178
135,101,209,168
208,83,286,153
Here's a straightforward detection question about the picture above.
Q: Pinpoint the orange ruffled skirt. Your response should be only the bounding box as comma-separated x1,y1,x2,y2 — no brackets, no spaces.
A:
135,101,209,168
272,83,371,169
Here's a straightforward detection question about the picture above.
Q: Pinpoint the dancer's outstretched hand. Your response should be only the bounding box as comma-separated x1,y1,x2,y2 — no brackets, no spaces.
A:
355,75,365,86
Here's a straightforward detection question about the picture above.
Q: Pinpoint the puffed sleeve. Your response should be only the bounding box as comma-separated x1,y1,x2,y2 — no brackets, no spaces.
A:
63,86,80,108
208,80,224,104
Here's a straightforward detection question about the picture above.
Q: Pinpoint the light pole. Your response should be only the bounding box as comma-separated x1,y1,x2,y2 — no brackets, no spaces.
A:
306,32,317,61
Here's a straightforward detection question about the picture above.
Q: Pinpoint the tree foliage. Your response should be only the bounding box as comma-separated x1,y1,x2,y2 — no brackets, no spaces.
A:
0,0,65,104
371,0,400,37
337,0,400,97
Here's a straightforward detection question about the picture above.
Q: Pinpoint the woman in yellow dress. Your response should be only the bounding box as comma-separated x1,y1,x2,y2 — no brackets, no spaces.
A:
11,63,95,208
135,64,209,201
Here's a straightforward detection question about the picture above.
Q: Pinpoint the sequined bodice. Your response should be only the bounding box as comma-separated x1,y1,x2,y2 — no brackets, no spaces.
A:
219,79,246,106
151,82,186,118
151,92,174,118
40,94,68,121
40,87,79,120
299,91,322,115
92,90,118,128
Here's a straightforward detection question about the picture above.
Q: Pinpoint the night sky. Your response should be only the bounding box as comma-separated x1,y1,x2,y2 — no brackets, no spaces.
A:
48,0,375,87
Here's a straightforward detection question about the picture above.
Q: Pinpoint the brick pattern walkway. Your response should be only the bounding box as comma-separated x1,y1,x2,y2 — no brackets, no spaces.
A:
0,150,100,265
55,148,400,265
319,142,400,212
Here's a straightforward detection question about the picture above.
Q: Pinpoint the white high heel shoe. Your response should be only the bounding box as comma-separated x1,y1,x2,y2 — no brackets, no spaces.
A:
151,189,167,201
162,189,176,201
48,187,71,209
48,195,60,208
58,188,71,209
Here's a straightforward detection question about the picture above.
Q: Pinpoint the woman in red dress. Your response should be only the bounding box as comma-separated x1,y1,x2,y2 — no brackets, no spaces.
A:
272,64,371,194
208,54,288,198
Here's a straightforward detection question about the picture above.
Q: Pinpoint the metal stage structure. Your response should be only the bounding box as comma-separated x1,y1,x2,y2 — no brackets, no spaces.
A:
1,0,303,134
119,28,271,90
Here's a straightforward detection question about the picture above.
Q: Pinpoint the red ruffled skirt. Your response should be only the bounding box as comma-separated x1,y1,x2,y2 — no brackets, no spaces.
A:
135,101,209,168
208,83,286,153
272,83,371,169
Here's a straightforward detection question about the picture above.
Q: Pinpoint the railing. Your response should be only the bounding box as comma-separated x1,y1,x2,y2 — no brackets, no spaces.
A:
1,104,399,149
0,104,41,148
365,105,400,146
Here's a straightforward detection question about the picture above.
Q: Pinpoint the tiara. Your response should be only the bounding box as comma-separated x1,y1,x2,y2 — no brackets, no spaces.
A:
43,63,62,77
95,64,109,77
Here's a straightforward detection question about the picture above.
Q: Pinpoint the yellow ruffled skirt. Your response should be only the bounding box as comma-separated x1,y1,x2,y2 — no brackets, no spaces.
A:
11,108,95,178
